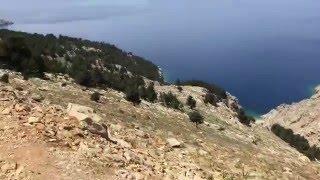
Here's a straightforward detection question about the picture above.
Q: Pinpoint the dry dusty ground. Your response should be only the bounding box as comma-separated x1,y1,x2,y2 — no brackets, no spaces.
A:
0,70,319,179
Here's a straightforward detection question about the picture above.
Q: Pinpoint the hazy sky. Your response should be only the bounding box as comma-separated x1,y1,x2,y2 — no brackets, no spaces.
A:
0,0,149,23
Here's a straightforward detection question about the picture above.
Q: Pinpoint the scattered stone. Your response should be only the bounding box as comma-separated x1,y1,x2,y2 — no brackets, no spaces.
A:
167,138,182,148
109,154,125,163
15,86,24,91
82,118,116,143
28,116,40,124
1,106,11,115
110,124,122,131
1,161,17,172
14,104,27,112
135,130,146,138
43,73,54,80
67,103,101,122
31,93,44,102
38,86,49,91
78,142,99,158
117,170,136,179
252,136,262,145
14,165,25,179
198,149,208,156
116,139,132,148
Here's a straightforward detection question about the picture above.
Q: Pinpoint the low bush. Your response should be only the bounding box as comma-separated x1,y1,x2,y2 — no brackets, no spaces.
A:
188,111,204,127
141,82,157,102
186,95,196,109
160,92,183,110
203,93,218,106
91,91,101,102
125,86,141,105
0,73,9,83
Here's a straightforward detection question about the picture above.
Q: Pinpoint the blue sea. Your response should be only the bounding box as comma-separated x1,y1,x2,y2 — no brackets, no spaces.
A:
1,0,320,115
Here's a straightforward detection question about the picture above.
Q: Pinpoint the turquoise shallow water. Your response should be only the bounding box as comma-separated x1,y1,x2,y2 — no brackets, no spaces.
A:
1,0,320,114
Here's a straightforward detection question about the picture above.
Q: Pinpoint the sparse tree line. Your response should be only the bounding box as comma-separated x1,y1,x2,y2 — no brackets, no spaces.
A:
0,29,254,127
0,29,162,104
175,79,255,126
271,124,320,161
0,29,162,82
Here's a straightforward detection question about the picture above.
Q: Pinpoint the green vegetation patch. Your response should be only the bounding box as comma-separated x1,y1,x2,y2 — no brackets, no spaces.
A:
271,124,320,161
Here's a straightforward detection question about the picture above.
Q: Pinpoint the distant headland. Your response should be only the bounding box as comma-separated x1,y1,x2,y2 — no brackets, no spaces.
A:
0,19,14,26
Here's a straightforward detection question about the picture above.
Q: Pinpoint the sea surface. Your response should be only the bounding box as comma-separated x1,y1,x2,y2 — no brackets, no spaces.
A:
1,0,320,115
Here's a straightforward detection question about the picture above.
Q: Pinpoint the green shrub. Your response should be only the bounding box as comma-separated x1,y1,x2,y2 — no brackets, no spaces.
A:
204,93,218,106
125,86,141,105
68,56,90,86
4,37,46,77
141,82,157,102
91,91,101,102
188,111,204,127
0,39,8,57
186,95,196,109
160,92,183,110
0,73,9,83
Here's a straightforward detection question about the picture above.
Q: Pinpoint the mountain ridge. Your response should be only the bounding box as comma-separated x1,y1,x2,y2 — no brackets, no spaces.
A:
0,29,319,179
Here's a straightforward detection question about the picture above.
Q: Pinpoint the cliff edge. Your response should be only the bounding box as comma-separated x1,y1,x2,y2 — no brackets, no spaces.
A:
262,85,320,147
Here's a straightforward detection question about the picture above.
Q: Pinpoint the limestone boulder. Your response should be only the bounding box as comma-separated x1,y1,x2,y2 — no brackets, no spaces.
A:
167,138,182,148
67,103,101,122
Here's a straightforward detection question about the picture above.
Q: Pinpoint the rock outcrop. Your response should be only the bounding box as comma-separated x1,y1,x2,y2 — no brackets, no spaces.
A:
261,85,320,146
67,103,102,123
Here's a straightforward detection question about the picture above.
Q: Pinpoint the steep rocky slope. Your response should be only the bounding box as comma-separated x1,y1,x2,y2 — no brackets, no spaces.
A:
261,86,320,147
0,69,319,179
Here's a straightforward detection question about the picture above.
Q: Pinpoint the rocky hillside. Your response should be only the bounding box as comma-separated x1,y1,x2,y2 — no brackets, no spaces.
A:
0,69,320,179
261,86,320,147
0,29,162,82
0,29,319,179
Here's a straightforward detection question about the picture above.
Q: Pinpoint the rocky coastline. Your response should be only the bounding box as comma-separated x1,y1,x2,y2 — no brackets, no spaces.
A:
261,85,320,146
